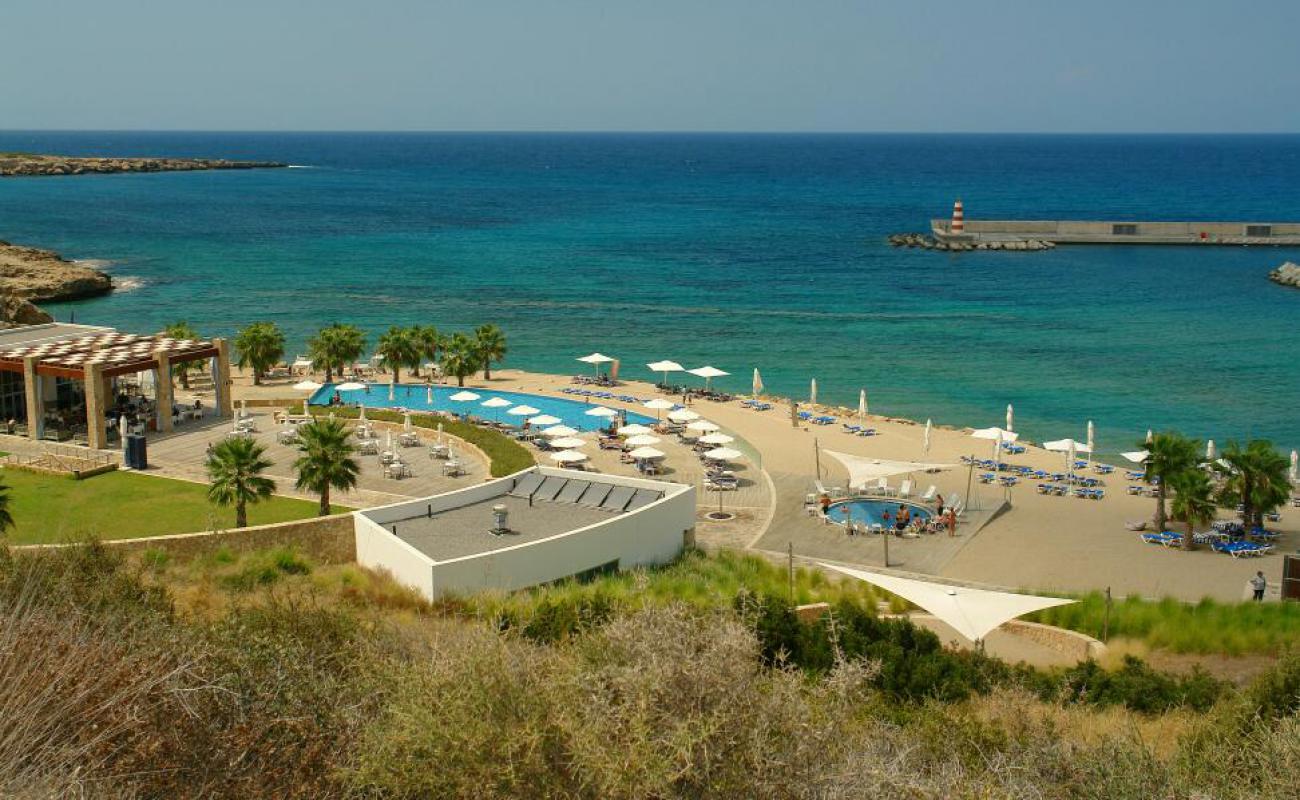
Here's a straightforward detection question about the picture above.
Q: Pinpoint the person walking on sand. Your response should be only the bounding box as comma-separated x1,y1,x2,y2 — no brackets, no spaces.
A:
1251,571,1267,601
945,507,957,537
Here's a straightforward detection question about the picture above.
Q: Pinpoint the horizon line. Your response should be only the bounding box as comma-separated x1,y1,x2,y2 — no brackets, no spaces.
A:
3,128,1299,137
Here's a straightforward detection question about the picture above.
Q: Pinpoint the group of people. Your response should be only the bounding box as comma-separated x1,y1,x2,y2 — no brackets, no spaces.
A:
818,494,958,536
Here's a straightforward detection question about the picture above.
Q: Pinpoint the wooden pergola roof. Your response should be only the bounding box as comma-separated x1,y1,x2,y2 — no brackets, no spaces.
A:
0,330,219,380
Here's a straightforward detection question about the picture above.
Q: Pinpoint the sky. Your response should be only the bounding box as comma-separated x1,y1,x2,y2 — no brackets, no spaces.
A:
3,0,1298,133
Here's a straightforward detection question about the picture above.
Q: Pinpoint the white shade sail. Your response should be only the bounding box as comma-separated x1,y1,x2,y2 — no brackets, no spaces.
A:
623,434,661,447
647,360,684,373
971,427,1019,443
1121,450,1149,464
449,391,480,402
822,565,1076,644
824,450,954,489
628,446,666,460
550,450,589,463
481,397,513,408
1043,438,1092,454
585,406,618,418
541,425,579,437
508,405,541,416
667,409,700,422
643,398,676,410
702,447,743,461
688,366,729,379
528,414,562,426
547,437,587,449
293,380,323,392
335,382,366,392
616,424,654,436
577,352,615,364
292,357,313,368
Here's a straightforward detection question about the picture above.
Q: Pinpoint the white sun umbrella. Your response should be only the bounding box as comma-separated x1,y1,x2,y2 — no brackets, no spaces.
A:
542,424,579,438
1206,439,1216,461
687,420,720,433
923,418,932,454
628,446,666,460
702,447,743,461
668,409,699,423
528,414,562,426
1121,450,1149,464
1006,404,1014,432
858,389,868,420
647,360,684,385
1044,438,1091,472
624,434,661,447
577,352,615,377
644,397,675,421
585,406,618,419
617,424,654,437
481,396,512,421
293,379,323,392
336,381,366,391
809,378,818,406
699,432,734,445
752,368,764,396
550,450,588,464
687,365,729,390
548,436,587,449
508,405,541,417
449,390,480,402
1290,450,1298,483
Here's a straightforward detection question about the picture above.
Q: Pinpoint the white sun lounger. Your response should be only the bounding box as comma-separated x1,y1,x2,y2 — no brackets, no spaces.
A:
899,479,913,499
920,485,937,502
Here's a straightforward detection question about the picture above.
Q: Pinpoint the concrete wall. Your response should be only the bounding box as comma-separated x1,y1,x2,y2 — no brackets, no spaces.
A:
356,467,696,600
934,218,1300,243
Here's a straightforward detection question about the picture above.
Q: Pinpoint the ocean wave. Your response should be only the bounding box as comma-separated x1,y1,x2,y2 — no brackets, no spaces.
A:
112,276,145,292
73,258,114,269
286,165,317,169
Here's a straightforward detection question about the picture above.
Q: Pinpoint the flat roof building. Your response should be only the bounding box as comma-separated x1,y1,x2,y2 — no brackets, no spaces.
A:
355,466,697,599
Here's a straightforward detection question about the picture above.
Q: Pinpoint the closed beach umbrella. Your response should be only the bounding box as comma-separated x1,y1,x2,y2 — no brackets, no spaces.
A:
508,405,541,417
528,414,562,426
647,360,684,386
386,430,393,452
585,406,618,419
1086,420,1095,467
403,411,413,434
336,382,366,392
437,421,444,446
628,446,665,460
550,450,588,464
617,424,654,437
388,381,395,401
668,409,699,423
449,390,480,402
1290,450,1298,482
624,434,661,447
923,418,932,454
293,380,323,392
542,424,579,438
702,446,742,461
687,420,720,433
1006,404,1014,433
1206,439,1216,461
239,399,247,418
858,389,867,420
1146,429,1154,444
358,404,368,423
427,385,433,404
752,368,764,396
1067,440,1076,472
810,378,818,406
548,436,587,449
699,432,734,445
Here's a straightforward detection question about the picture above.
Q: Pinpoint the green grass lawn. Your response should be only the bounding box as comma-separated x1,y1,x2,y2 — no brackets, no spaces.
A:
0,468,348,545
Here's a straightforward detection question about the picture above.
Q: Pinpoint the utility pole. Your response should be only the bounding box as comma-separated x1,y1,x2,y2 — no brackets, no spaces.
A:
882,528,890,568
1102,586,1112,643
787,542,795,603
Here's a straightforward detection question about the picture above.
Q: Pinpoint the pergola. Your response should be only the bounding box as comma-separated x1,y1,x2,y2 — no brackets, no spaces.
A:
0,324,233,449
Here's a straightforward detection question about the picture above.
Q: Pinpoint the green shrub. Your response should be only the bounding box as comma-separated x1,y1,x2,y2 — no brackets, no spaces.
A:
1053,655,1224,713
218,547,313,592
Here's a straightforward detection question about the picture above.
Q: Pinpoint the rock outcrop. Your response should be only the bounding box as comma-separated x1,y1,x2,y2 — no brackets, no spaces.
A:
0,291,54,328
887,233,1056,252
1269,261,1300,289
0,240,113,302
0,154,286,177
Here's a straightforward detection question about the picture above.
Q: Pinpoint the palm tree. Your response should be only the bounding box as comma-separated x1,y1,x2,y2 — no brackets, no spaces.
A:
293,418,360,516
375,326,418,384
233,322,286,386
1143,431,1199,531
1168,468,1215,550
206,437,276,528
0,479,14,534
474,323,507,380
1215,440,1292,530
441,332,481,387
163,320,204,390
308,323,367,382
410,325,440,379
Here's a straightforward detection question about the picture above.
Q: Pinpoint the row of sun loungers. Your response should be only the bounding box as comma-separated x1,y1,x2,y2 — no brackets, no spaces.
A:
507,472,663,513
1140,529,1274,557
740,399,774,411
559,386,646,404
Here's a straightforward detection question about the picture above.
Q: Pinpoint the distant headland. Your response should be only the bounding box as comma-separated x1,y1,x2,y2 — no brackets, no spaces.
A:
0,153,286,177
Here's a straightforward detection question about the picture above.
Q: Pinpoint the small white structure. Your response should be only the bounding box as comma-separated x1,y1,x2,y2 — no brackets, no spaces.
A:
355,467,695,599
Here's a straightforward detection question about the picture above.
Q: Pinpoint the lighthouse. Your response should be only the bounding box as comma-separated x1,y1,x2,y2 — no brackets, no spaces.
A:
951,199,965,234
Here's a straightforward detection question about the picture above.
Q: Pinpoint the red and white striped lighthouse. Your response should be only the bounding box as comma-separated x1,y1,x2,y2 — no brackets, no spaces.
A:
951,199,965,234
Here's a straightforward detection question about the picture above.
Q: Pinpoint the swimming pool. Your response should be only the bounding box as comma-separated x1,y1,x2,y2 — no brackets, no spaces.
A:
308,383,656,433
825,499,932,529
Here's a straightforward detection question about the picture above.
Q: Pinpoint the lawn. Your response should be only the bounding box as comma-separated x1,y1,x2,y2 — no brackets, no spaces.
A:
0,468,348,545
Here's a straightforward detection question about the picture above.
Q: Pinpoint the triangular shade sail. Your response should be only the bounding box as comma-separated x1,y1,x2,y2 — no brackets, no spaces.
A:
823,450,954,488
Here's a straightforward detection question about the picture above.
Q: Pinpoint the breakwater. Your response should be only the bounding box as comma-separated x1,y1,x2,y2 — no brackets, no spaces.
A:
888,233,1056,252
930,219,1300,246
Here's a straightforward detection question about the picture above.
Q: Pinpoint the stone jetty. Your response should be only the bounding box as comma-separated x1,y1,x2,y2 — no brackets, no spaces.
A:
0,153,286,177
1269,261,1300,289
887,233,1056,252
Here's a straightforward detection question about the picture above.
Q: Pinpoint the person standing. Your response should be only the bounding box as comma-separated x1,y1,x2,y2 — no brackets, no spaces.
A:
945,507,957,537
935,493,945,517
1251,571,1267,602
819,493,831,517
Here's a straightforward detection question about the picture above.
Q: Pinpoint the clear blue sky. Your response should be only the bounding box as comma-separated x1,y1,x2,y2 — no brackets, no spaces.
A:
4,0,1297,132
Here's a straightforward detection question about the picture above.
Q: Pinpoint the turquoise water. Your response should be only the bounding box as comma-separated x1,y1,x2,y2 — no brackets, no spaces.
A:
1,132,1298,456
312,382,655,432
827,499,933,528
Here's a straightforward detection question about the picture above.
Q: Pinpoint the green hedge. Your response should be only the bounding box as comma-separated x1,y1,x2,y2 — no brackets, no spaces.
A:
308,405,535,477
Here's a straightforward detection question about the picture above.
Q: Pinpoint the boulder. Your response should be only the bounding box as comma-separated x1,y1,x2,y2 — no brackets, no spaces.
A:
0,291,54,327
1269,261,1300,289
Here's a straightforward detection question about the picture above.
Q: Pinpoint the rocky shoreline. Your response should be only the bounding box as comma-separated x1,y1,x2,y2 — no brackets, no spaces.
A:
0,153,286,177
888,233,1056,252
0,240,113,326
1268,261,1300,289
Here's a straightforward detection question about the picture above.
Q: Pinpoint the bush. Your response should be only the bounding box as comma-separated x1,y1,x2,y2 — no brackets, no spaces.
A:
1053,656,1224,713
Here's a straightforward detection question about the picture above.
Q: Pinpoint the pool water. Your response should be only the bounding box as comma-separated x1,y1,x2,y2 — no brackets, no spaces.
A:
826,499,932,529
308,383,656,433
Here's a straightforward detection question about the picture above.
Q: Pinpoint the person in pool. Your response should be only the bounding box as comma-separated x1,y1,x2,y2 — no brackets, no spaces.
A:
895,504,910,533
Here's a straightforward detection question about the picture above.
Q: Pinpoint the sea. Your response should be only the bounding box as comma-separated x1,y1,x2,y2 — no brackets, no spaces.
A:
1,131,1297,457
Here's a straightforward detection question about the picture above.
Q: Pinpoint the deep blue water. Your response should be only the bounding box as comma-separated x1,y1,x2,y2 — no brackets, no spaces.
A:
1,131,1297,456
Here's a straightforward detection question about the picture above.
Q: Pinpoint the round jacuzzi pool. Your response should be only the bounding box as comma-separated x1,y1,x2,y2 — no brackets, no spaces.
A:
825,498,932,529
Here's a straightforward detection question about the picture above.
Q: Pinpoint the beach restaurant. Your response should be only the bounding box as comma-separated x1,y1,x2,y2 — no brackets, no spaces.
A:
0,323,233,449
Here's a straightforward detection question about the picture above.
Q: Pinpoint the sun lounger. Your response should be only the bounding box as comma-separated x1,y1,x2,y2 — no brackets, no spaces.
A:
920,485,936,502
625,488,662,512
600,485,637,512
508,473,546,499
554,479,590,504
534,476,568,502
899,479,913,499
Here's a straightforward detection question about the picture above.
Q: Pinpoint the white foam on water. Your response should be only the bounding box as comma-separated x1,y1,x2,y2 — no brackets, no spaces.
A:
73,258,114,269
112,276,145,292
